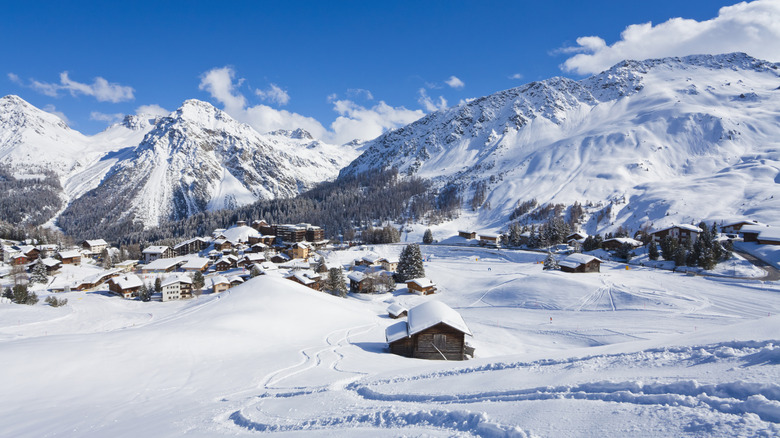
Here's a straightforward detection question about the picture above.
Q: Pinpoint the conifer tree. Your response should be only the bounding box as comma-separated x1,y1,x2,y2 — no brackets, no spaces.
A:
325,267,347,297
648,241,659,261
30,260,48,284
139,283,152,302
543,251,559,270
192,271,205,289
154,277,162,294
423,229,433,244
396,243,425,282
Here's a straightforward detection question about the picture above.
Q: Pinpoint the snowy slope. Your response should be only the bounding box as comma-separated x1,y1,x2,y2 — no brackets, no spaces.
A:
1,245,778,436
341,53,780,233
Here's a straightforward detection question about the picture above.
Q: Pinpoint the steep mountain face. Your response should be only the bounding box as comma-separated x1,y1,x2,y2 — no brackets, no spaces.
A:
341,53,780,231
59,100,356,232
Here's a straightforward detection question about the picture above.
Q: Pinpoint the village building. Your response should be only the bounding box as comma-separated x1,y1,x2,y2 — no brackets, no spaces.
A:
458,230,477,239
285,271,322,291
212,239,233,252
286,242,311,260
36,244,58,258
306,225,325,242
756,227,780,246
108,274,144,299
252,261,279,275
270,253,291,264
115,259,138,273
358,254,383,267
37,257,62,274
173,237,210,256
160,277,182,302
239,253,265,269
162,274,194,299
347,271,368,293
57,249,82,265
16,245,40,262
140,257,184,274
650,224,702,245
601,237,643,251
478,234,501,248
276,224,307,243
210,276,230,293
81,239,108,256
559,254,601,273
181,257,210,272
227,275,244,288
386,301,473,361
11,254,28,265
379,257,399,273
407,278,437,295
73,269,123,291
721,220,761,235
387,303,408,319
741,224,769,243
214,255,238,271
142,246,174,264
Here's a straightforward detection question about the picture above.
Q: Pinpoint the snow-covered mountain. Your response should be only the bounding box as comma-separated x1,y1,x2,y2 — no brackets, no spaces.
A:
341,53,780,232
0,96,356,231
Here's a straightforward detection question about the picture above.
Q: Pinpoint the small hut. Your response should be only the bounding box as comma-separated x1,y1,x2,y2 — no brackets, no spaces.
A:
559,254,601,273
407,278,436,295
387,303,408,319
386,301,472,360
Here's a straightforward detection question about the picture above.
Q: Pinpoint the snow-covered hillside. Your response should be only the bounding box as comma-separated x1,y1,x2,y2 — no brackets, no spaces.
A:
0,96,357,230
1,245,778,436
341,53,780,233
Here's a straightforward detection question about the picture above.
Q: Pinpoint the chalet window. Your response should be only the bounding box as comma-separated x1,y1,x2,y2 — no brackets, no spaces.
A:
433,334,446,350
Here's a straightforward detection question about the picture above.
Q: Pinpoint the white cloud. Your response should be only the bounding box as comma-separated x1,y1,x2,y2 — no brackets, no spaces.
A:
42,104,70,125
255,83,290,106
561,0,780,74
90,111,124,124
346,88,374,100
199,66,425,145
9,71,135,102
445,75,465,89
417,88,448,112
135,104,170,117
509,73,524,80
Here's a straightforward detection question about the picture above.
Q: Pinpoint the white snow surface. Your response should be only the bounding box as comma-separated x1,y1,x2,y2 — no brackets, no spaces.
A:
2,244,779,437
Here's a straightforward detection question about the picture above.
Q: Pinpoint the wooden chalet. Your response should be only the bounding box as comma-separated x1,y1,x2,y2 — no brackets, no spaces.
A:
179,256,209,272
286,242,311,260
721,220,760,235
115,259,138,273
379,257,399,273
386,301,473,361
650,224,702,245
271,253,291,264
57,250,82,265
387,303,408,319
108,274,144,299
73,269,122,291
211,276,230,293
213,239,233,252
559,254,601,273
566,232,588,242
285,271,322,291
478,234,501,248
601,237,643,251
37,258,62,274
347,271,368,293
407,278,436,295
16,245,40,262
458,230,477,239
228,275,244,289
11,254,28,265
142,246,174,264
756,227,780,246
81,239,108,256
251,220,276,236
215,255,238,271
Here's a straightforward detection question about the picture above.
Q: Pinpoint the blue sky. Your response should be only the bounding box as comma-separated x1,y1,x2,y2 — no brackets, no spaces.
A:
3,0,778,142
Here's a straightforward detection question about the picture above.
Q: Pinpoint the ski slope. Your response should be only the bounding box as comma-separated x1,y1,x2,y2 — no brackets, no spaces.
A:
1,245,778,436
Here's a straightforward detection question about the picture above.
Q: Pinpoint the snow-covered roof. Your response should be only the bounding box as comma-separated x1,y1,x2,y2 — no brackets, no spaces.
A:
722,220,760,228
758,227,780,242
173,237,208,250
256,262,278,271
286,272,314,285
603,237,643,246
558,253,601,269
112,274,143,290
347,271,366,282
566,232,588,239
58,250,81,259
220,225,260,244
479,234,499,239
387,303,408,317
210,275,229,286
39,257,62,268
84,239,108,247
407,278,435,288
142,245,169,255
385,321,409,343
362,254,383,264
142,258,182,271
407,301,471,337
243,253,265,262
741,224,769,234
115,259,138,267
16,245,37,254
181,257,210,270
653,224,702,234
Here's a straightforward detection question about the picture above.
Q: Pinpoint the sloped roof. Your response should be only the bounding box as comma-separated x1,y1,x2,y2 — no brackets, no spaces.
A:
742,224,770,234
112,274,143,290
84,239,108,247
385,320,409,343
407,277,435,288
39,257,62,268
407,301,471,337
210,275,230,286
758,227,780,242
220,225,260,243
142,246,169,254
387,303,408,317
58,250,81,259
603,237,642,246
142,257,182,271
181,257,210,270
653,224,702,234
347,271,366,282
558,253,600,269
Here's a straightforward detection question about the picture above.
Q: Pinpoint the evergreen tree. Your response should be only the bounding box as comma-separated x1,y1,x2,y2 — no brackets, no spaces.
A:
139,283,152,302
154,277,162,294
673,246,687,267
615,242,634,261
192,271,205,289
325,267,347,297
648,241,659,261
396,243,425,282
423,228,433,244
2,286,11,300
543,252,559,270
30,261,48,284
11,284,37,305
660,236,678,261
100,248,113,269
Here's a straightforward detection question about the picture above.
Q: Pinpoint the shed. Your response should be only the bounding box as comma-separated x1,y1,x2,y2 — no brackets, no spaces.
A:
559,254,601,273
387,303,408,319
386,301,472,360
458,230,477,239
601,237,643,251
407,277,436,295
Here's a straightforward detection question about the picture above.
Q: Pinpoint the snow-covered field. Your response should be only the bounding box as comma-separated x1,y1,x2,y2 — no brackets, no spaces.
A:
2,245,779,437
